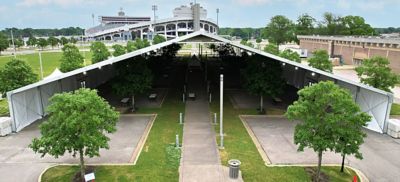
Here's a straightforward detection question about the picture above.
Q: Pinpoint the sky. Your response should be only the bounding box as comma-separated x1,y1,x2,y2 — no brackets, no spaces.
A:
0,0,399,29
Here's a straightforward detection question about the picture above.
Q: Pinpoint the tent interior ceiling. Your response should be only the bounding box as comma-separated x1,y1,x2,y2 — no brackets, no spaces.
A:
7,31,393,133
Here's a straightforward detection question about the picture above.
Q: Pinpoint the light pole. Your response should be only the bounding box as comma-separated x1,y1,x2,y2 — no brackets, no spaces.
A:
216,8,219,27
152,5,158,23
38,51,44,79
220,74,224,148
10,30,16,58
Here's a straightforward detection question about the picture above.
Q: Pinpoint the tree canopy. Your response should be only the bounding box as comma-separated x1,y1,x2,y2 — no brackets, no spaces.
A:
112,56,153,111
0,32,9,55
153,34,166,44
242,55,285,113
112,44,126,57
263,43,279,55
59,44,84,72
308,49,332,72
26,36,37,47
355,56,399,92
265,15,295,45
30,88,119,181
0,59,38,96
126,40,137,52
286,81,370,181
279,49,301,63
90,41,110,63
36,38,48,50
60,37,69,45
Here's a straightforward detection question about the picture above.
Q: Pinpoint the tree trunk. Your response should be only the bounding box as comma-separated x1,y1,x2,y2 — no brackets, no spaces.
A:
341,154,345,172
131,94,136,112
316,151,323,182
79,149,85,182
260,95,264,114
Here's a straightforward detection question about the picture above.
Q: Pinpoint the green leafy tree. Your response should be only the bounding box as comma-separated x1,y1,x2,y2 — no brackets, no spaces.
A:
242,55,285,113
153,34,166,44
0,32,9,55
308,50,332,72
0,59,38,96
36,38,48,50
112,44,126,57
256,38,262,43
126,40,137,52
69,37,78,44
90,41,110,63
12,38,24,49
286,81,370,181
240,39,254,48
60,37,69,45
265,15,295,46
59,44,84,72
134,38,150,49
355,56,399,92
279,49,301,63
296,14,316,36
26,36,37,47
47,36,59,49
340,16,376,35
112,56,153,112
30,88,119,181
263,43,279,55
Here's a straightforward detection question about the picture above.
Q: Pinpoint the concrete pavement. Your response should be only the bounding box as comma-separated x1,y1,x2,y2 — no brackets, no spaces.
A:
0,115,151,182
244,116,400,182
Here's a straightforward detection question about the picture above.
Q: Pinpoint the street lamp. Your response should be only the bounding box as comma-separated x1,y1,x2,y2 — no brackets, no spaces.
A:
220,74,224,148
152,5,158,23
10,30,16,58
216,8,219,34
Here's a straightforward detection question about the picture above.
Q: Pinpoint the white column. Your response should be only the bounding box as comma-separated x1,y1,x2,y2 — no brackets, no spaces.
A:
175,23,178,37
164,25,167,39
220,74,224,148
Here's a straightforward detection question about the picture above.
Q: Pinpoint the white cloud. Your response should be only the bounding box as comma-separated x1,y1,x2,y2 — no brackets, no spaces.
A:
337,0,351,9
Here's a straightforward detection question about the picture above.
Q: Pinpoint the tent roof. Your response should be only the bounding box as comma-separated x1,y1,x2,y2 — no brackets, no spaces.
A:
44,68,63,80
7,31,393,98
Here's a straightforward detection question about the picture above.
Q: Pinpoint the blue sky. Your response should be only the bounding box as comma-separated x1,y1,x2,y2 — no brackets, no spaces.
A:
0,0,399,29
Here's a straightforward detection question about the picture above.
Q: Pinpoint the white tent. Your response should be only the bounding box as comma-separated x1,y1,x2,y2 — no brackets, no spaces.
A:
44,68,64,80
6,31,393,133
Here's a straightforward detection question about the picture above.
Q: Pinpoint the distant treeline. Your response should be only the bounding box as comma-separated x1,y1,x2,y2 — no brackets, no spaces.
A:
0,27,84,38
375,27,400,34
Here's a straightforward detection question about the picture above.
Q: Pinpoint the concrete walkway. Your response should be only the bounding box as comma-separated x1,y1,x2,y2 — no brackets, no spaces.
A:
180,70,224,182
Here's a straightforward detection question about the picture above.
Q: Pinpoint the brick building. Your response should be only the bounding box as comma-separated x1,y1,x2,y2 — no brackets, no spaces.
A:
298,35,400,73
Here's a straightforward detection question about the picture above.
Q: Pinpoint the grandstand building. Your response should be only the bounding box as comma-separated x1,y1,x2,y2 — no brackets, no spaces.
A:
85,3,218,41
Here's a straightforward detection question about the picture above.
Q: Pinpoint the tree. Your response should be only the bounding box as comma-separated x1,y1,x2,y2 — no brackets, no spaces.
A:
265,15,295,46
242,55,285,113
26,36,37,47
0,32,9,55
36,38,48,50
69,37,78,44
60,37,69,45
240,39,254,48
134,38,150,49
296,14,316,36
47,36,59,49
308,50,332,72
0,59,38,96
340,15,376,36
263,43,279,55
59,44,84,72
90,41,110,63
153,34,166,44
256,38,262,43
14,38,24,48
355,56,399,92
126,40,136,52
112,56,153,112
30,88,119,181
112,44,126,57
286,81,370,181
279,49,301,63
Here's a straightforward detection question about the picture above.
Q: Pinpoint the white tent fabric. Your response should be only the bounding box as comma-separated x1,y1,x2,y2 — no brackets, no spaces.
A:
44,68,63,80
6,31,393,133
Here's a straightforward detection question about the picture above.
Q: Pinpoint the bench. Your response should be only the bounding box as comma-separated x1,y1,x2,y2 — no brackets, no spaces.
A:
148,93,157,101
188,93,196,100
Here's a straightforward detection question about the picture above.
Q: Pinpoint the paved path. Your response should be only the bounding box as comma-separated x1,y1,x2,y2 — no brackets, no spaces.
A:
244,116,400,182
180,70,224,182
0,115,151,182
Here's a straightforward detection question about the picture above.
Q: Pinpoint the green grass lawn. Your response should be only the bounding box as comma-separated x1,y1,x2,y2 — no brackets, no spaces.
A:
390,103,400,115
209,97,359,182
41,90,184,182
0,99,8,116
0,51,92,77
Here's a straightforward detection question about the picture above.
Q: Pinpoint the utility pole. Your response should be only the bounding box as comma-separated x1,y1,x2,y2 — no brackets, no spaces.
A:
216,8,219,34
10,29,16,58
92,13,95,26
152,5,157,23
